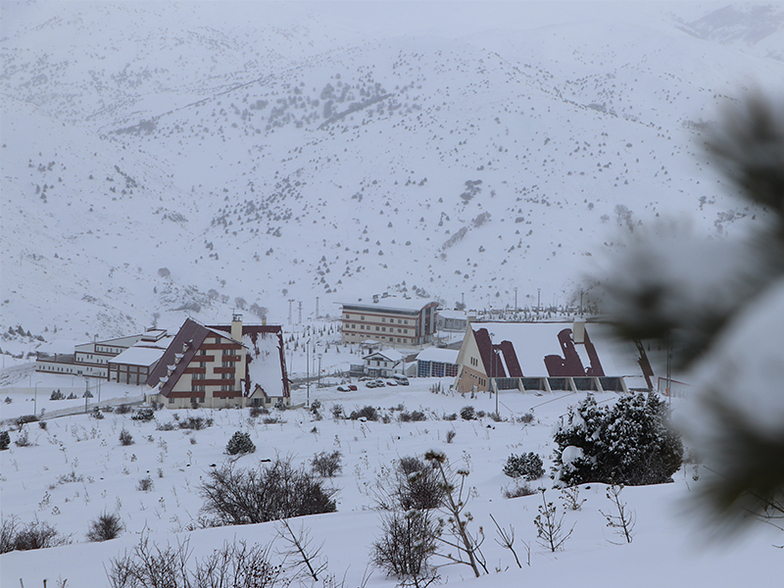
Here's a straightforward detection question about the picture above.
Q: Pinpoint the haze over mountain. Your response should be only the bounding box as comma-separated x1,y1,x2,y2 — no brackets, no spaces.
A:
3,1,784,351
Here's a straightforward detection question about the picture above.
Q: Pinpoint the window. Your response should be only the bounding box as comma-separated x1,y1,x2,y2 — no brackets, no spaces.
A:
361,315,365,320
214,337,221,343
381,317,386,322
382,327,386,332
199,397,205,403
222,361,234,367
375,326,380,331
169,397,175,404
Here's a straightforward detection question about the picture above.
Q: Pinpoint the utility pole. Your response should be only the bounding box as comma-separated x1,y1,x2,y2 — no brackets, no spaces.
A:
315,297,319,319
288,299,294,325
306,342,310,408
318,354,322,388
537,288,541,311
298,301,303,325
514,287,518,312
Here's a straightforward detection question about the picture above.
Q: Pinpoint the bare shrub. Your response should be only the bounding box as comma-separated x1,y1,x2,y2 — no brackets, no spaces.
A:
311,450,343,477
86,512,124,542
490,514,529,569
445,430,456,444
377,456,445,512
178,416,213,430
560,486,586,511
0,516,19,553
277,519,327,582
119,429,134,446
372,509,439,588
2,518,70,552
0,430,9,450
424,450,487,577
601,485,635,543
137,476,154,492
199,459,337,526
534,490,574,552
115,404,131,414
108,534,284,588
517,412,535,424
250,406,269,418
502,481,536,499
399,410,427,423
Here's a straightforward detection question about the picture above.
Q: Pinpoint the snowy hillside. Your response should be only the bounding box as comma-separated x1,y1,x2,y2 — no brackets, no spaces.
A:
2,1,784,348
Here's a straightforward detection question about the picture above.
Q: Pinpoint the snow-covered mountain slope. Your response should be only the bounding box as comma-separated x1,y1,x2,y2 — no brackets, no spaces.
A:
2,1,784,347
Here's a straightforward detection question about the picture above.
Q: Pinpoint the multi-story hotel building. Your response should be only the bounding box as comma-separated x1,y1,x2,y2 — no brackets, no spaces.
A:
339,297,438,346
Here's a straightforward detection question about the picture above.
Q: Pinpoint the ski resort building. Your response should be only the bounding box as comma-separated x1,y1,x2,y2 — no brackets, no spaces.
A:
146,314,290,409
339,297,438,345
416,347,460,378
107,329,172,385
453,320,655,395
362,348,405,378
36,329,168,379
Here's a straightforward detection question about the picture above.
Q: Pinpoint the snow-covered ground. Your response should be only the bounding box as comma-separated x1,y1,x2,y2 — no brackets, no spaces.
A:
1,373,780,587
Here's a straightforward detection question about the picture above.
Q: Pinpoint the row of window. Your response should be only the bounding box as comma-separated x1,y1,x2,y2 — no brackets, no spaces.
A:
344,314,411,325
350,324,411,334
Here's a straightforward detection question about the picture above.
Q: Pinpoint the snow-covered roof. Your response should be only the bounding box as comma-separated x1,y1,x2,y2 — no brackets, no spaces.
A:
110,345,167,367
363,348,404,362
340,297,437,313
438,310,466,320
244,332,285,398
470,321,648,383
416,347,459,364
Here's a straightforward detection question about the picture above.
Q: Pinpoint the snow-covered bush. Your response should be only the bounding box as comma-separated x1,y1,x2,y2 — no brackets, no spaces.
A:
349,405,378,421
589,95,784,524
552,393,683,487
460,405,476,420
226,431,256,455
502,452,544,481
131,407,154,422
0,430,9,450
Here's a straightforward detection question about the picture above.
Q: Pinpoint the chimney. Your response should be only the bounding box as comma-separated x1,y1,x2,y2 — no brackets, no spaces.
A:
231,313,243,341
573,319,585,344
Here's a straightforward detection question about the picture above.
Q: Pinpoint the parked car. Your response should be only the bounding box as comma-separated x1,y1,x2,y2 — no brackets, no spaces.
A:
348,384,358,391
337,385,350,392
393,375,410,385
385,380,398,386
